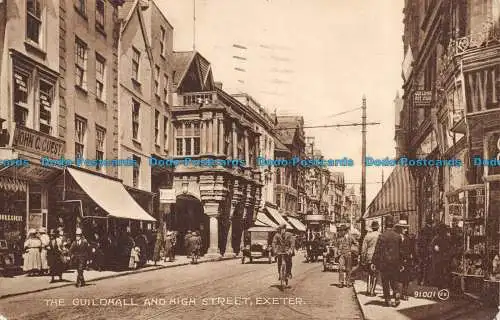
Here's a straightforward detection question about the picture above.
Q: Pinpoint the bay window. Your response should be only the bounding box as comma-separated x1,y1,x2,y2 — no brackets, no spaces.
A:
175,122,200,156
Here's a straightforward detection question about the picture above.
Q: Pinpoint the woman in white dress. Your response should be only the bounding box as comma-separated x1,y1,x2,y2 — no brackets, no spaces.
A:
23,229,42,276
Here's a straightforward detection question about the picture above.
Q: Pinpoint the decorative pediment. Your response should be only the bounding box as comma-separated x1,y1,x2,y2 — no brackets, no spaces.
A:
173,51,214,93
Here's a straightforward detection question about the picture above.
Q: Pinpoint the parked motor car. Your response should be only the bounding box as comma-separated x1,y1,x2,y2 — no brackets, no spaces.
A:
241,227,274,264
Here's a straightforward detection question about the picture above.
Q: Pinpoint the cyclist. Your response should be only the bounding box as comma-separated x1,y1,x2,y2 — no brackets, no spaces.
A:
272,223,295,280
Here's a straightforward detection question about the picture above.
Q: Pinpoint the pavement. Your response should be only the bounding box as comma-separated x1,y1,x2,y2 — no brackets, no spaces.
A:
0,256,363,320
353,279,498,320
0,255,237,299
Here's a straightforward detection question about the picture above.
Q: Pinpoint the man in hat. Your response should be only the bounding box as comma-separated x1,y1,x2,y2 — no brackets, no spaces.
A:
69,228,89,287
372,216,402,307
336,224,358,288
395,220,415,300
38,227,50,275
272,223,295,280
361,221,381,296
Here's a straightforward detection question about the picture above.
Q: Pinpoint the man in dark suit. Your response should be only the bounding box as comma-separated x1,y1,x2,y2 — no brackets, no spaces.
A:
373,216,402,307
69,228,89,287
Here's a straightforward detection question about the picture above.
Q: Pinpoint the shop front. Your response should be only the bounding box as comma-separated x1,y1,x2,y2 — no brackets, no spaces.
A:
49,167,156,241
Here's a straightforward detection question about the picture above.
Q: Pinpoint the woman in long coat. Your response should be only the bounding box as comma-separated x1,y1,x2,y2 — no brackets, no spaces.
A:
23,229,42,276
38,228,50,274
163,231,173,262
47,229,64,283
153,230,163,265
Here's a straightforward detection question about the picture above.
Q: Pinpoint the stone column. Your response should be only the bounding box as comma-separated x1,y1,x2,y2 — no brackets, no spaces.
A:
212,117,218,155
207,119,213,153
232,122,237,159
218,118,224,155
201,121,206,154
244,130,249,165
225,204,236,256
204,202,220,257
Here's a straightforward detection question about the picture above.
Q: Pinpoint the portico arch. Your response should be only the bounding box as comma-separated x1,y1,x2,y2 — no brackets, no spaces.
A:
171,194,209,255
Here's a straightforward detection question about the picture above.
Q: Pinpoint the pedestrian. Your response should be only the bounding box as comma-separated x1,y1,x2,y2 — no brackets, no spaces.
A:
430,223,452,289
361,221,381,296
57,229,71,270
134,231,148,267
190,231,202,263
165,231,176,262
69,228,89,287
23,229,42,276
38,227,50,275
395,220,415,300
153,229,163,265
336,224,358,288
372,216,402,307
185,230,192,257
417,216,434,286
47,229,64,283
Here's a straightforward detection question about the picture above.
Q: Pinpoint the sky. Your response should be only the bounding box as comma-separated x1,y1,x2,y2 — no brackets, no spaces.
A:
157,0,404,205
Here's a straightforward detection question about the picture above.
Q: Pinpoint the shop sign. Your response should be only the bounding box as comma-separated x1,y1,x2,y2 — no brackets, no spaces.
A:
12,125,65,158
159,189,176,204
464,64,500,112
413,91,432,108
0,214,23,222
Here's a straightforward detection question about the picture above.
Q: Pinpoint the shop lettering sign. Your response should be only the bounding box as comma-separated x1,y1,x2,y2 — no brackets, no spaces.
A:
464,64,500,112
12,125,65,158
0,214,23,222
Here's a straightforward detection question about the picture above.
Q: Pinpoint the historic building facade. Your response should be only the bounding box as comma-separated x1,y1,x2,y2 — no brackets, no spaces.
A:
169,51,262,257
232,93,276,209
0,0,65,240
273,115,306,219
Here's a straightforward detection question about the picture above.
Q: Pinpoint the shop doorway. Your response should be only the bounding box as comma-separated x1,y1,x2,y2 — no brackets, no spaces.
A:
171,195,208,255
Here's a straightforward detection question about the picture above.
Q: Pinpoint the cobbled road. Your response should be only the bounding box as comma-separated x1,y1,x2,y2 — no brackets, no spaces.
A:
0,257,363,320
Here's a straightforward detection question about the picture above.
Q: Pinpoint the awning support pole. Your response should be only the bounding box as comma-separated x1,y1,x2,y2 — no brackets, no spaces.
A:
62,167,66,201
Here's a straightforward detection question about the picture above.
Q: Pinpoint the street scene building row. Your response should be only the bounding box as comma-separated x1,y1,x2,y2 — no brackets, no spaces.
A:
364,0,500,306
0,0,361,265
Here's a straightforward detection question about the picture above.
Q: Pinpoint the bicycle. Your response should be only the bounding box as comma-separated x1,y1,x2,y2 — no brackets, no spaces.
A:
277,253,291,290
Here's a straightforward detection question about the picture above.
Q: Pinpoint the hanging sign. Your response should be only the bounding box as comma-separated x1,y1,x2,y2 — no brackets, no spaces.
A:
159,189,176,204
413,91,432,107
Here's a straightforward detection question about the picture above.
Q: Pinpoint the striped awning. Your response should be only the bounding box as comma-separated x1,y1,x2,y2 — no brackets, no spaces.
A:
364,166,416,219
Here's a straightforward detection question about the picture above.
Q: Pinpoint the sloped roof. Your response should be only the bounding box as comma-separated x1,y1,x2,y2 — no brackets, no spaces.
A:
275,116,304,145
172,51,196,86
274,137,289,153
118,0,137,23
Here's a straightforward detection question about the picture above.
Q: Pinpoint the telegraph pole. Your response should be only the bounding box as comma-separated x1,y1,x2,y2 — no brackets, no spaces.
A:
361,95,367,242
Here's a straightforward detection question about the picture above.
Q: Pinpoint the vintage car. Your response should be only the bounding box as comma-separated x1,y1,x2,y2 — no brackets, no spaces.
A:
0,239,20,276
323,244,340,272
304,238,327,262
241,226,274,264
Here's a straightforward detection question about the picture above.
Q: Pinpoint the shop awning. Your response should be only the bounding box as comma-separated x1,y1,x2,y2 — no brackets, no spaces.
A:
264,207,293,230
66,168,156,222
256,211,279,228
363,166,416,219
248,226,276,232
286,216,306,232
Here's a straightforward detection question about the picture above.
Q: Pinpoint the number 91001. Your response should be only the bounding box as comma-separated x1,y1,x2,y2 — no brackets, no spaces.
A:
413,290,436,299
